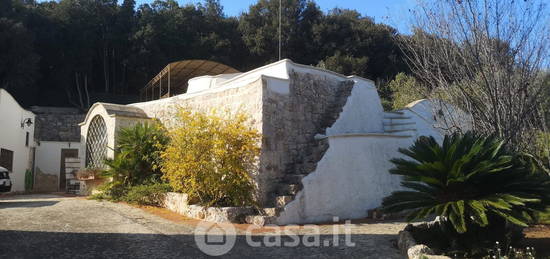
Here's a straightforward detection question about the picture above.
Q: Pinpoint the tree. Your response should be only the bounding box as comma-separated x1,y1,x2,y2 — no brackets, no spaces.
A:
0,0,411,109
238,0,322,67
0,18,39,106
317,51,368,76
400,0,550,151
314,8,407,81
387,72,425,110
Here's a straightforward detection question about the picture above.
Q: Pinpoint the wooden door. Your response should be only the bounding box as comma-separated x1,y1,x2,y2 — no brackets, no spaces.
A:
59,149,78,191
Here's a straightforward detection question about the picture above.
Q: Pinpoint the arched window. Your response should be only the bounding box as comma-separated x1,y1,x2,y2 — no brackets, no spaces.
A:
85,115,107,168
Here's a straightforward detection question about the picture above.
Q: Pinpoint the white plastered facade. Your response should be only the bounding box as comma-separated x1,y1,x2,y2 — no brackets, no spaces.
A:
0,89,35,192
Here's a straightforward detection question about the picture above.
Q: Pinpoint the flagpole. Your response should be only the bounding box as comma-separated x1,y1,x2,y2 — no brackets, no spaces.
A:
278,0,282,60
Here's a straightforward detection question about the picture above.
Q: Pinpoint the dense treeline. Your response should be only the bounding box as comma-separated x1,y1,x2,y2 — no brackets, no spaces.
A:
0,0,407,108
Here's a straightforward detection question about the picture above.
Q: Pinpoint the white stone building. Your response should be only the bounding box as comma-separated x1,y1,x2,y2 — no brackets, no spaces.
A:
0,89,86,192
79,59,470,225
0,89,35,192
31,106,84,192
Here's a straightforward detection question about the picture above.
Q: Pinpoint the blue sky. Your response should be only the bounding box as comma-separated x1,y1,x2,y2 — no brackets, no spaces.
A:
135,0,416,33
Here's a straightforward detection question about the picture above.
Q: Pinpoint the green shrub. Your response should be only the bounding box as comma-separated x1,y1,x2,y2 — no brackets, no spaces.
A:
388,72,425,110
103,121,169,186
161,109,260,207
90,181,128,201
383,132,550,233
124,182,171,206
24,169,33,191
531,131,550,172
317,51,368,76
382,132,550,254
383,133,550,233
538,208,550,224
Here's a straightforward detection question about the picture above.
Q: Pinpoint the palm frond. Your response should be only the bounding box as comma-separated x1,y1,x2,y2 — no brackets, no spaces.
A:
382,131,550,233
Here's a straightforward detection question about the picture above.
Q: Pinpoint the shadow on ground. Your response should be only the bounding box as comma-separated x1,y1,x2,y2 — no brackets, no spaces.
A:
0,200,59,208
0,230,399,258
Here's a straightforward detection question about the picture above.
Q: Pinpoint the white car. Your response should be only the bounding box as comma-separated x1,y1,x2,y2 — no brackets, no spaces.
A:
0,166,12,192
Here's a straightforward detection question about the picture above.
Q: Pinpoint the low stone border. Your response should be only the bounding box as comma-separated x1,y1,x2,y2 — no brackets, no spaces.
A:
397,223,452,259
163,192,254,223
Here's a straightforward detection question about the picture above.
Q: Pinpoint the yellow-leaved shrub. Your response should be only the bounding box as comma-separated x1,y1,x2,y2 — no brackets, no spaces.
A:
161,108,261,207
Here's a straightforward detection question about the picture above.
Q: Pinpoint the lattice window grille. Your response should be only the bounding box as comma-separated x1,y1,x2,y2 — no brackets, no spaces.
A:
85,115,108,169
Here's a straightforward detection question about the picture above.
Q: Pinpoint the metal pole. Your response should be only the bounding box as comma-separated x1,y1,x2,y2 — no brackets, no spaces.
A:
168,64,171,97
159,72,162,99
279,0,282,60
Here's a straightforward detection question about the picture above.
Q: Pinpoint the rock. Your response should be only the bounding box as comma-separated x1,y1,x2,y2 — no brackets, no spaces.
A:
205,207,254,223
187,205,206,219
245,215,278,226
407,244,433,259
398,227,451,259
398,230,417,254
163,192,189,215
404,223,415,231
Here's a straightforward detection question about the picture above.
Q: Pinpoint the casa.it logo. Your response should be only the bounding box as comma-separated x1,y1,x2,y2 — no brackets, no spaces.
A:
194,221,237,256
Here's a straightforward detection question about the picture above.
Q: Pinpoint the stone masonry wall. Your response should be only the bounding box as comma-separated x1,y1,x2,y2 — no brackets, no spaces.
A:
133,79,263,133
286,71,354,175
132,78,266,202
133,73,353,206
262,71,354,205
31,107,84,142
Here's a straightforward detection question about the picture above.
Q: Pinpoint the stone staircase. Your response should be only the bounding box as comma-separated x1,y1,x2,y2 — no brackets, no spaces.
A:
383,111,417,136
245,111,419,226
245,138,329,226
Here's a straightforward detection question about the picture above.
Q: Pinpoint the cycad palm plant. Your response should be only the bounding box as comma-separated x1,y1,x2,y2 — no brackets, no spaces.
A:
103,121,169,185
382,132,550,234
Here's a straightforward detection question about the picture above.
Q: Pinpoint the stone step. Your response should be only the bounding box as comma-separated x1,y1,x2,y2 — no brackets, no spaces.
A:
245,215,278,226
384,111,405,115
261,207,282,217
383,122,416,126
282,174,307,184
276,195,294,207
276,184,301,196
384,123,417,131
383,116,413,120
384,128,417,133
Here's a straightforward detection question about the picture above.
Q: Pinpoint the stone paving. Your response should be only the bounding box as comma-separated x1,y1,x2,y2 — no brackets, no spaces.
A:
0,194,406,258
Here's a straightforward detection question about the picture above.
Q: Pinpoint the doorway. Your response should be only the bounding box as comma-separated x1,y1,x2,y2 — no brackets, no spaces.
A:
59,149,78,191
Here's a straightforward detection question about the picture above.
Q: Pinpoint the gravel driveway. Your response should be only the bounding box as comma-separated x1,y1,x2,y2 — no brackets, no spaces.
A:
0,194,405,258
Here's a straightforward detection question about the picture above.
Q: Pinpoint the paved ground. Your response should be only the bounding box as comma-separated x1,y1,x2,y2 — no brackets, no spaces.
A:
0,194,406,258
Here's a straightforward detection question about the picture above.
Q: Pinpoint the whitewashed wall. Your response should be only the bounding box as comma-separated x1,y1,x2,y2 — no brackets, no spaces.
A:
325,78,384,135
404,99,473,140
34,141,81,175
0,89,35,192
277,98,467,224
277,134,414,224
275,76,413,224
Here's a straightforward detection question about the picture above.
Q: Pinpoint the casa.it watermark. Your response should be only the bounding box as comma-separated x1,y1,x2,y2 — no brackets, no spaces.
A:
194,217,356,256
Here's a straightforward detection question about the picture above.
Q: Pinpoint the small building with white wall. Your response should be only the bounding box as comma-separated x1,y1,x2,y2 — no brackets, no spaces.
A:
0,89,35,192
0,89,86,193
31,106,85,192
79,59,470,225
